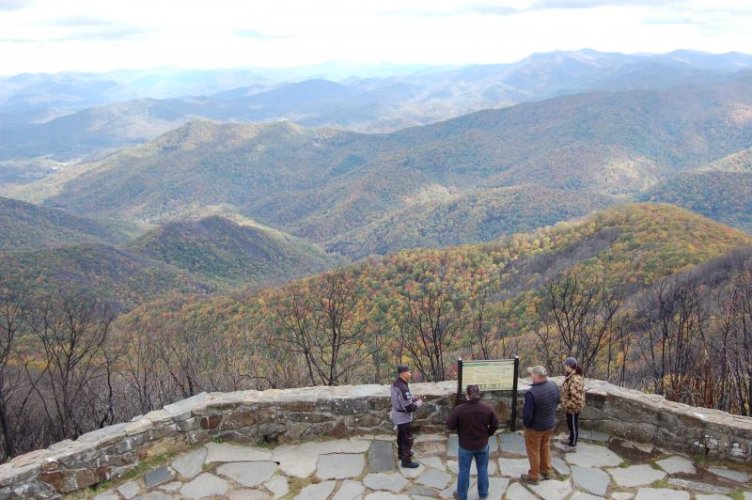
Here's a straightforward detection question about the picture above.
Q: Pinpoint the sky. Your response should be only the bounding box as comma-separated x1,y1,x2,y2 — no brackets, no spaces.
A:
1,0,751,75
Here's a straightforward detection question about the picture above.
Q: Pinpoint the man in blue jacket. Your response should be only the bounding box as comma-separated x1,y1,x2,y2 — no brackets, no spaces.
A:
521,365,560,485
391,364,423,468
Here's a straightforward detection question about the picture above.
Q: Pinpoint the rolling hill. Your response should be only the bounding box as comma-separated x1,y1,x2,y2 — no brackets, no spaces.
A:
0,244,210,309
126,215,345,288
118,204,752,359
325,186,618,258
26,70,752,255
0,195,132,251
0,213,345,309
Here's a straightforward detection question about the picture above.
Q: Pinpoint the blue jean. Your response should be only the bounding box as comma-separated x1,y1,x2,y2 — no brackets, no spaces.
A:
457,444,489,500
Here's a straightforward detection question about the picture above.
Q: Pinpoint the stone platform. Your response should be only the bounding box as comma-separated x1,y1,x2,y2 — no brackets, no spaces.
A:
84,430,751,500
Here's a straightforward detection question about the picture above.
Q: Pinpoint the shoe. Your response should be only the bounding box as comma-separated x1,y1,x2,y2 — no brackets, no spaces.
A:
541,472,552,480
562,444,576,453
401,460,419,468
520,473,539,485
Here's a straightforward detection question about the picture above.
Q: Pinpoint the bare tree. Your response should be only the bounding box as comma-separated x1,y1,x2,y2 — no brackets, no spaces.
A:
400,285,463,382
26,292,116,441
0,277,26,458
637,278,709,405
274,270,368,386
541,273,623,377
714,266,752,414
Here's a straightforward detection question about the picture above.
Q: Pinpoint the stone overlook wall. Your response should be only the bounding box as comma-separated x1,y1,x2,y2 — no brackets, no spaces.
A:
1,379,750,498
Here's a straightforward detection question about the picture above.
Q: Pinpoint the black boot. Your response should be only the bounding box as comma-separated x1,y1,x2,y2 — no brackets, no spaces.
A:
401,459,419,468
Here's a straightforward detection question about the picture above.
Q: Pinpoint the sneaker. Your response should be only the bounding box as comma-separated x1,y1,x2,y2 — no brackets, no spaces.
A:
401,460,419,468
562,444,577,453
520,473,539,485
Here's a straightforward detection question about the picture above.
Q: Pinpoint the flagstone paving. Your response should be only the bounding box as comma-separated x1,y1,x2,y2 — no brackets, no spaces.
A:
84,431,752,499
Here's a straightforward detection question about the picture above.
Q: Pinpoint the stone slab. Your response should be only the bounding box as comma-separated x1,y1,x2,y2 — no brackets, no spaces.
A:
295,480,336,500
565,442,623,468
117,479,141,499
500,432,527,456
446,434,459,457
667,478,733,495
363,472,408,492
227,489,271,500
264,474,289,499
487,477,510,499
415,468,451,489
179,472,229,499
364,492,411,499
571,464,610,497
656,456,695,475
570,492,606,500
634,488,690,500
499,457,529,478
607,464,666,487
93,491,120,500
333,479,365,500
216,461,277,487
707,465,750,483
143,466,173,488
529,478,573,500
368,439,396,472
506,481,538,499
316,453,365,480
171,447,207,478
163,392,208,421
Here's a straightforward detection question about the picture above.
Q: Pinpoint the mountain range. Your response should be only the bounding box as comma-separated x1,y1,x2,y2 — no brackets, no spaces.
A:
3,49,752,162
1,49,752,311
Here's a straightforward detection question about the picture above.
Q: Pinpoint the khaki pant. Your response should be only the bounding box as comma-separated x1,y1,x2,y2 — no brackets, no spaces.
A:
524,427,554,480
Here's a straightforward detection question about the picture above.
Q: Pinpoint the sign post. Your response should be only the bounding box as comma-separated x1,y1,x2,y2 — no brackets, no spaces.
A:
456,356,519,430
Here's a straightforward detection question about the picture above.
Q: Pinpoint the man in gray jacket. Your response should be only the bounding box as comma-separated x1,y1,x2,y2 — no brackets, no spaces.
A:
391,364,423,468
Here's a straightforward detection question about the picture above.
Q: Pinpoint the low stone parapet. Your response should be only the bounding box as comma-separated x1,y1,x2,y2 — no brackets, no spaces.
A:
0,379,749,498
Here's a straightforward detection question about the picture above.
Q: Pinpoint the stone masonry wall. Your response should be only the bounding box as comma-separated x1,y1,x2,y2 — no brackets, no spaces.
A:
0,379,750,498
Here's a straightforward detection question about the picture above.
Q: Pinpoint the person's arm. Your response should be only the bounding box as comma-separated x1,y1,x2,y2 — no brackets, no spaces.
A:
488,409,499,436
446,408,458,431
523,391,534,428
392,385,417,413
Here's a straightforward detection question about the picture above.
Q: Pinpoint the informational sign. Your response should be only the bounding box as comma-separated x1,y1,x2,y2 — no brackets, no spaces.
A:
460,359,516,391
456,357,520,430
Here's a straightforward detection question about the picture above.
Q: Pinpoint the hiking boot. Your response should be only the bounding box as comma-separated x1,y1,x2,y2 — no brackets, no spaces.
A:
520,473,539,485
401,460,419,468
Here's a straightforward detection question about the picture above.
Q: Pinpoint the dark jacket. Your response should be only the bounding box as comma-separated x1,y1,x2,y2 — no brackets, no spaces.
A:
523,379,560,431
446,399,499,450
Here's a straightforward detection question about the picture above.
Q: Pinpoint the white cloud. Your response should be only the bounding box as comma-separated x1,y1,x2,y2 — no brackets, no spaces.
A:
0,0,750,75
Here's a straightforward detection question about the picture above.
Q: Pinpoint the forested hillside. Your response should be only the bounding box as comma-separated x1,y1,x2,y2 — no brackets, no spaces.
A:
0,196,131,250
14,70,750,257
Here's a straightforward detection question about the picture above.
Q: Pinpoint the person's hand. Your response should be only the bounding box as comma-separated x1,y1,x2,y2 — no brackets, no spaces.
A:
415,398,424,408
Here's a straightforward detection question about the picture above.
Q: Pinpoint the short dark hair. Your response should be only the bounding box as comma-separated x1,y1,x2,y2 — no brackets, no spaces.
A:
397,364,410,374
466,384,480,399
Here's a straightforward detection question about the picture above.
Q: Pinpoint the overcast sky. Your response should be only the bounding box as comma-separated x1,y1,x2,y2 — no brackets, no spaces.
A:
1,0,751,75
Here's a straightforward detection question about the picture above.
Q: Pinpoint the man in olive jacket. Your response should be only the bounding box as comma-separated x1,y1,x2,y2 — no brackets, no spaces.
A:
521,365,560,484
447,384,498,500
